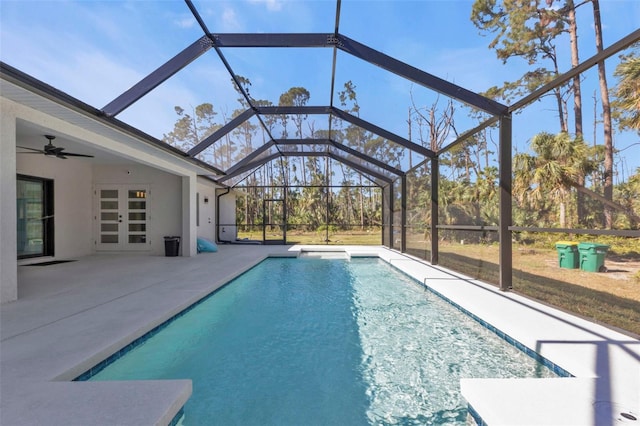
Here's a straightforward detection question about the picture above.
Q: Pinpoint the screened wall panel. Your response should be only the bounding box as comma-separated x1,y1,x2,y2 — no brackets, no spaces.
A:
437,230,500,285
405,166,431,261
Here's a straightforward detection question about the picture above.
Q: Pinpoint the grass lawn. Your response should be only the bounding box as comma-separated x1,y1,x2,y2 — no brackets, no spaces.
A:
238,229,382,245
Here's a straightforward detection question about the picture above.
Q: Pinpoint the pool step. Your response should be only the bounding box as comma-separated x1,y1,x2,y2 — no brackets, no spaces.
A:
297,250,350,260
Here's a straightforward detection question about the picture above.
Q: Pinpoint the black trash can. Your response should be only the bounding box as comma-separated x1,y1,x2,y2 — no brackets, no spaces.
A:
164,236,180,257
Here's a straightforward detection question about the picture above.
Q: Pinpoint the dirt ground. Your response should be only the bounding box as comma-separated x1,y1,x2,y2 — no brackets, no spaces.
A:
526,249,640,302
581,256,640,280
436,243,640,334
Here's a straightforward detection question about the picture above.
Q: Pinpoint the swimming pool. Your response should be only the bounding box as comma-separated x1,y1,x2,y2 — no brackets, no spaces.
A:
83,257,557,425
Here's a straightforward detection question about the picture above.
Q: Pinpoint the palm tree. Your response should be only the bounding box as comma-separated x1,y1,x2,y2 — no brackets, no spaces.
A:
513,132,588,228
612,47,640,132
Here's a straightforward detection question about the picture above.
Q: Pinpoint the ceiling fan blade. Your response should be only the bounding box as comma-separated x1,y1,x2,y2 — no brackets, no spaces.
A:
61,152,94,158
17,146,46,153
19,139,94,159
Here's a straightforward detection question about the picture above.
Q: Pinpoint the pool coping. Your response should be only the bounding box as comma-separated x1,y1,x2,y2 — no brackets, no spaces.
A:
2,245,639,425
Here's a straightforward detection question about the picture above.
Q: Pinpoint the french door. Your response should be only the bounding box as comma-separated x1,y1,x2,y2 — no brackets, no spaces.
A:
96,185,150,251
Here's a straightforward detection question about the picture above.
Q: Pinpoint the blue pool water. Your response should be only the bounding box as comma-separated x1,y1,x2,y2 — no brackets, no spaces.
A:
87,258,556,425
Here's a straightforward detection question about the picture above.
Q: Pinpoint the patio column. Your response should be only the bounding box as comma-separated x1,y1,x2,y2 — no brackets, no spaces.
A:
499,114,513,291
401,174,407,253
388,182,394,248
430,156,439,265
0,109,17,303
181,174,197,257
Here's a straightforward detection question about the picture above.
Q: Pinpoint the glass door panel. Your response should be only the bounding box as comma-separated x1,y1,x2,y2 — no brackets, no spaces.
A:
127,189,147,245
99,189,119,244
17,175,53,259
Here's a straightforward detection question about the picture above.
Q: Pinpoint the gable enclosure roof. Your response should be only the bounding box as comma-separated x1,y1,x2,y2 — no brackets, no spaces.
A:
5,1,637,189
102,31,506,119
219,149,393,188
93,0,508,184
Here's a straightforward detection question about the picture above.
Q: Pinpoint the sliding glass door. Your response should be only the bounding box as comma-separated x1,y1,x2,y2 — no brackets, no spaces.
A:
17,175,54,258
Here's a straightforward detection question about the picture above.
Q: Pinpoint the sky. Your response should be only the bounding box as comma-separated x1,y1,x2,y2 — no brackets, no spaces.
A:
1,0,639,181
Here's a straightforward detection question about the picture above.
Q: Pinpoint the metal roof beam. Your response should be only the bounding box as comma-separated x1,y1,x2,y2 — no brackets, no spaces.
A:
274,138,404,176
281,151,324,157
328,152,391,185
329,0,341,116
255,106,434,158
275,138,331,145
218,152,280,183
185,0,283,161
212,33,335,48
329,139,404,176
510,28,640,113
438,115,500,155
220,150,388,187
279,151,389,185
330,107,435,158
224,140,275,175
336,34,508,116
188,108,256,156
101,36,213,117
256,105,331,115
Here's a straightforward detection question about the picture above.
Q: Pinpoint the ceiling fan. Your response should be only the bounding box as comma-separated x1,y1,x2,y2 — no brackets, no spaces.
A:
17,135,94,159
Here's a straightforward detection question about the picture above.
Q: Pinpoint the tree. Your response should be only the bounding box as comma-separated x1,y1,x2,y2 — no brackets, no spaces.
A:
471,0,570,131
565,0,583,137
162,103,220,162
590,0,615,228
339,81,367,230
279,87,311,186
472,0,620,227
612,46,640,132
563,0,588,223
411,94,457,153
513,132,588,227
613,168,640,229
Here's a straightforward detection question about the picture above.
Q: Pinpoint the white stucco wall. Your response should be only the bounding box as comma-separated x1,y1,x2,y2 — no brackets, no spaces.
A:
217,189,237,242
17,150,94,259
93,165,182,256
197,178,217,242
1,105,18,303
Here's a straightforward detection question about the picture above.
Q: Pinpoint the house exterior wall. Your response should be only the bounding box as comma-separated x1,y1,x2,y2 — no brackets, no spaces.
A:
1,103,18,303
218,190,237,242
197,178,217,242
17,150,94,259
93,165,183,256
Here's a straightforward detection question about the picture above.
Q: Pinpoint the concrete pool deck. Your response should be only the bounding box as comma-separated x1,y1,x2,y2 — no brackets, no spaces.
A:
1,245,638,425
